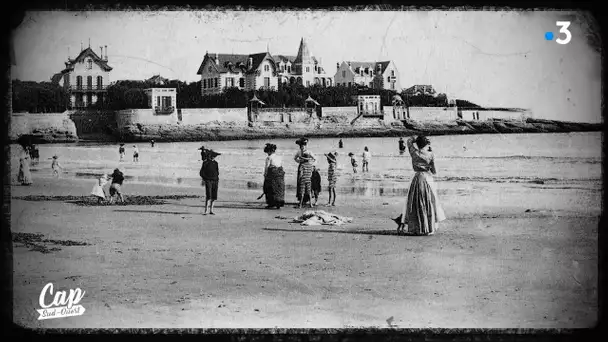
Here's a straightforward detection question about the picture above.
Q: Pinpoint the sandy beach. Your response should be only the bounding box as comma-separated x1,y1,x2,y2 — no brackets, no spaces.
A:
10,176,599,329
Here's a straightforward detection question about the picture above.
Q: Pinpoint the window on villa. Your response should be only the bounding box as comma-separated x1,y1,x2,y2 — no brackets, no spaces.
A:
391,70,395,77
208,66,212,73
76,76,82,89
87,60,92,70
264,77,270,88
162,96,172,108
287,66,291,73
157,96,161,107
227,78,234,87
306,67,310,73
306,81,310,87
215,78,218,88
87,76,92,89
203,79,207,88
264,65,270,72
387,76,390,83
391,83,395,90
239,78,245,87
342,71,346,78
97,76,103,89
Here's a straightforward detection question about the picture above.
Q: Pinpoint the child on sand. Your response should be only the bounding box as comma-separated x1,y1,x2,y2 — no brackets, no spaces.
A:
348,152,358,173
200,149,221,215
133,145,139,162
51,155,63,177
325,151,338,206
91,174,108,203
311,166,322,207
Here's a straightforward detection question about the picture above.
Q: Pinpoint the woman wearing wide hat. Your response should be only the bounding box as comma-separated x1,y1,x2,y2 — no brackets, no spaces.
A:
293,137,316,205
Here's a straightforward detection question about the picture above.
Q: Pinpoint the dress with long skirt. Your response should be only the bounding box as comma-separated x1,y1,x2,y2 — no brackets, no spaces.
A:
264,165,286,208
18,155,33,185
401,171,446,235
400,137,445,235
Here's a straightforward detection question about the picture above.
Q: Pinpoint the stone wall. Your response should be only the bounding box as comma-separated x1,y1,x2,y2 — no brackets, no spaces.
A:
180,108,247,124
68,110,118,135
9,113,78,142
408,107,458,121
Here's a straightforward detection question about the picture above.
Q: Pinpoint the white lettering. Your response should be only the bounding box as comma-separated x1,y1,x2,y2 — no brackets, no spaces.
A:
39,283,54,309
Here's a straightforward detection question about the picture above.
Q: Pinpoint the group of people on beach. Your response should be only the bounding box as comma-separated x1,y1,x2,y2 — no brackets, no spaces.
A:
119,143,140,162
193,135,444,236
90,168,126,204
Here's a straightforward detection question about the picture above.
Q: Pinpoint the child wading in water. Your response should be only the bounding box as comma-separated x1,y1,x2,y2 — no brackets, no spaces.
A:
298,152,315,208
325,151,338,206
91,174,109,204
311,166,322,207
348,152,358,173
119,144,126,162
362,146,371,172
51,155,63,177
132,145,139,162
200,149,221,215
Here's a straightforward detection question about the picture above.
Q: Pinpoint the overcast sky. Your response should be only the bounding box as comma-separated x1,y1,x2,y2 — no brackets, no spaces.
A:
11,10,601,122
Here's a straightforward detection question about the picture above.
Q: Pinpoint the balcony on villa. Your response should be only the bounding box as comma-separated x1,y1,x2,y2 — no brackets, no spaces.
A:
69,85,109,92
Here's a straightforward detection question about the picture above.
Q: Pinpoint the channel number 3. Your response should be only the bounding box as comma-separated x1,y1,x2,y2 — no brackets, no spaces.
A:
556,21,572,45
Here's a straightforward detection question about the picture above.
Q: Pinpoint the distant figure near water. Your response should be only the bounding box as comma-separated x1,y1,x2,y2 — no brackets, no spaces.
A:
132,145,139,162
150,139,155,147
361,146,371,172
51,155,63,177
348,152,358,173
398,138,406,153
338,139,344,149
119,144,126,162
324,151,339,206
18,148,33,186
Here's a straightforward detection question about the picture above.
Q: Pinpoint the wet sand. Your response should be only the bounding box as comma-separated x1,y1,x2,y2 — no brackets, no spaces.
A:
10,177,599,328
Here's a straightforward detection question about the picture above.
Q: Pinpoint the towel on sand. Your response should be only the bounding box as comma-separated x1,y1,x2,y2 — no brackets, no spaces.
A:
292,210,353,226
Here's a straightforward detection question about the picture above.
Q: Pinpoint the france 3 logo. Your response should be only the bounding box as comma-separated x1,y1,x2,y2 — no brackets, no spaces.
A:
545,21,572,45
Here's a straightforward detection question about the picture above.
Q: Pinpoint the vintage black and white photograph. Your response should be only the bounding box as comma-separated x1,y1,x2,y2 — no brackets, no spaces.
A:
7,9,601,329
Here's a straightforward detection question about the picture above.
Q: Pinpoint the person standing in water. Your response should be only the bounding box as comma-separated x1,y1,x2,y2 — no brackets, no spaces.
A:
150,139,155,148
200,149,221,215
338,139,344,149
398,138,406,153
361,146,371,172
132,145,139,162
119,144,126,162
51,155,63,177
348,152,358,173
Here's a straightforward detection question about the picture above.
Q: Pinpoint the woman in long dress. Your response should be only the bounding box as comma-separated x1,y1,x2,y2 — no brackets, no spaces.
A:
17,148,33,186
294,137,316,204
263,143,285,209
395,135,445,235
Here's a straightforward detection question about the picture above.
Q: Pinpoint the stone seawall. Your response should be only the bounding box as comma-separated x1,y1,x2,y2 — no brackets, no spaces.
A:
9,109,603,144
9,113,79,143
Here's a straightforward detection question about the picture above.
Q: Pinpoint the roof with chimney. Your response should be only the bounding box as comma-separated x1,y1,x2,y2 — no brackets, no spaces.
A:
197,52,276,75
146,75,170,84
344,61,392,74
62,47,113,73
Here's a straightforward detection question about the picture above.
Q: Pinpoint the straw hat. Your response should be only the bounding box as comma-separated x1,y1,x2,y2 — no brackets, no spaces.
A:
325,151,337,163
295,137,309,146
206,149,221,158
